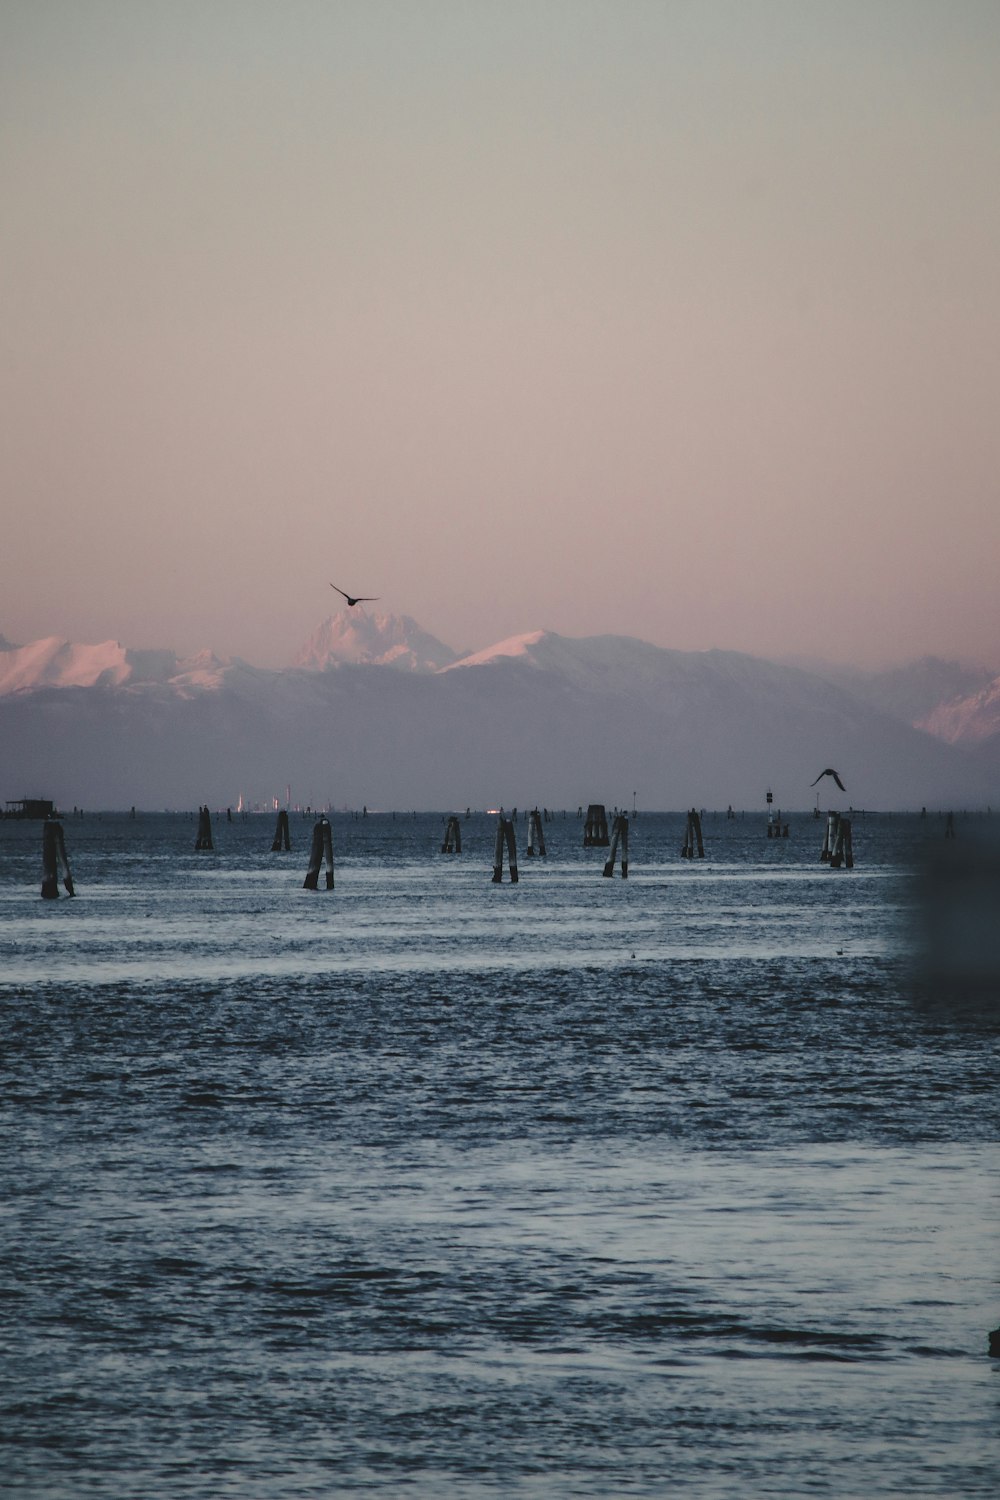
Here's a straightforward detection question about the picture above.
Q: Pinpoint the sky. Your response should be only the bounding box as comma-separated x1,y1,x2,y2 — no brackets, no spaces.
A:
2,0,999,671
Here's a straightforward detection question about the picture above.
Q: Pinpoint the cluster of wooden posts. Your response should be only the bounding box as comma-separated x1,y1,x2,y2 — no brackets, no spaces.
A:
32,799,888,897
682,809,704,858
819,811,854,868
581,804,628,877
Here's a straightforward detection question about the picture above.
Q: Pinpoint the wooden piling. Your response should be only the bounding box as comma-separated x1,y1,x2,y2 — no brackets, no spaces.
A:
526,808,546,856
492,815,518,882
603,814,629,878
492,818,504,882
271,809,291,852
441,815,462,853
303,815,334,889
584,804,609,847
820,812,839,863
505,818,518,882
830,817,854,870
682,809,704,858
195,805,213,851
41,820,74,899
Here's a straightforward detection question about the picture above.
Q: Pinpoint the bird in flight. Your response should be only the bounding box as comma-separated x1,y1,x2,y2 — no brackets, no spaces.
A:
330,583,379,608
811,768,846,792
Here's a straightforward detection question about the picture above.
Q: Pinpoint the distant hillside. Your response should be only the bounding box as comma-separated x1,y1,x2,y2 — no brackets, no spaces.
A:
1,622,995,810
794,655,995,727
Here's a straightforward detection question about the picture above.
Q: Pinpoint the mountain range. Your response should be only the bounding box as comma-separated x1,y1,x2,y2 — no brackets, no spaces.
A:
1,612,997,811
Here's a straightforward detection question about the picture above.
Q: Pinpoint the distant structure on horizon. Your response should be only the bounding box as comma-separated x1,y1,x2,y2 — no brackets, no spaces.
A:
4,798,55,820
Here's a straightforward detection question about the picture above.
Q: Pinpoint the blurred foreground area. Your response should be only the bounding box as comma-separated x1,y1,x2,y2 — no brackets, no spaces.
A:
912,822,1000,1008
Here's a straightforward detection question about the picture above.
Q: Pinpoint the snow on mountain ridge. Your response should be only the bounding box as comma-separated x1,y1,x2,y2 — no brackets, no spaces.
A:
443,629,822,700
0,637,236,699
292,611,458,673
790,655,997,728
444,631,549,669
4,623,1000,764
916,675,1000,745
445,629,686,683
0,637,134,695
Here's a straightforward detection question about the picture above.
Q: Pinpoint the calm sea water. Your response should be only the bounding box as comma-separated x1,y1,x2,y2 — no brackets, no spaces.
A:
2,810,998,1497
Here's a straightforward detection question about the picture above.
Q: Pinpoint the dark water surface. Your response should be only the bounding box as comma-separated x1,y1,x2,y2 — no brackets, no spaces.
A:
2,811,998,1496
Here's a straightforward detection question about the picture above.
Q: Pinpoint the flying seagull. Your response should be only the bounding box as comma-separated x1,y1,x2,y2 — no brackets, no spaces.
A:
330,583,379,608
811,768,846,792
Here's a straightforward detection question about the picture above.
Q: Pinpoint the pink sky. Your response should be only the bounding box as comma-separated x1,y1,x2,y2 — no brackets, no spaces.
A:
2,1,998,670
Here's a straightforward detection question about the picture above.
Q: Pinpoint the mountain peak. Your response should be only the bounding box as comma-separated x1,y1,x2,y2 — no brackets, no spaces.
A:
0,636,133,695
291,611,458,674
445,630,550,670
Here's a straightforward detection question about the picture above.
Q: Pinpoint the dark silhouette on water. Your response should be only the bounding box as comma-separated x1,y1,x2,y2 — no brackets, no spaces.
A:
329,583,379,607
303,815,334,889
811,768,846,792
40,819,74,899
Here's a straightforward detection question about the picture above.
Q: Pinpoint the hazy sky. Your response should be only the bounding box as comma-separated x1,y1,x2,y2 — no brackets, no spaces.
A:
2,0,998,669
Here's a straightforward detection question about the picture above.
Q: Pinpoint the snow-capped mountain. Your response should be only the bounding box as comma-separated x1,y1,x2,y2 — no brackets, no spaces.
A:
1,620,997,809
916,675,1000,746
0,636,137,695
292,612,458,673
0,637,233,698
801,656,996,729
445,630,678,691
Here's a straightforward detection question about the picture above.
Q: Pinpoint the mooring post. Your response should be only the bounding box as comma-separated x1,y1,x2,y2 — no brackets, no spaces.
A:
195,805,213,851
41,819,75,899
820,812,839,863
603,817,619,875
303,815,334,889
505,817,518,882
603,814,629,877
441,815,462,853
584,804,609,847
271,809,291,852
682,809,705,858
526,808,546,856
492,816,505,882
830,817,854,870
492,815,518,882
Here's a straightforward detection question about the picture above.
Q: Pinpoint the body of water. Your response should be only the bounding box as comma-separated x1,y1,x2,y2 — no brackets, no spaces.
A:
1,810,998,1496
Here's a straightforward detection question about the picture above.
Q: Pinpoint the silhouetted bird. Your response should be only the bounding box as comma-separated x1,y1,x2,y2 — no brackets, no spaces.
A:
811,768,846,792
330,583,379,607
